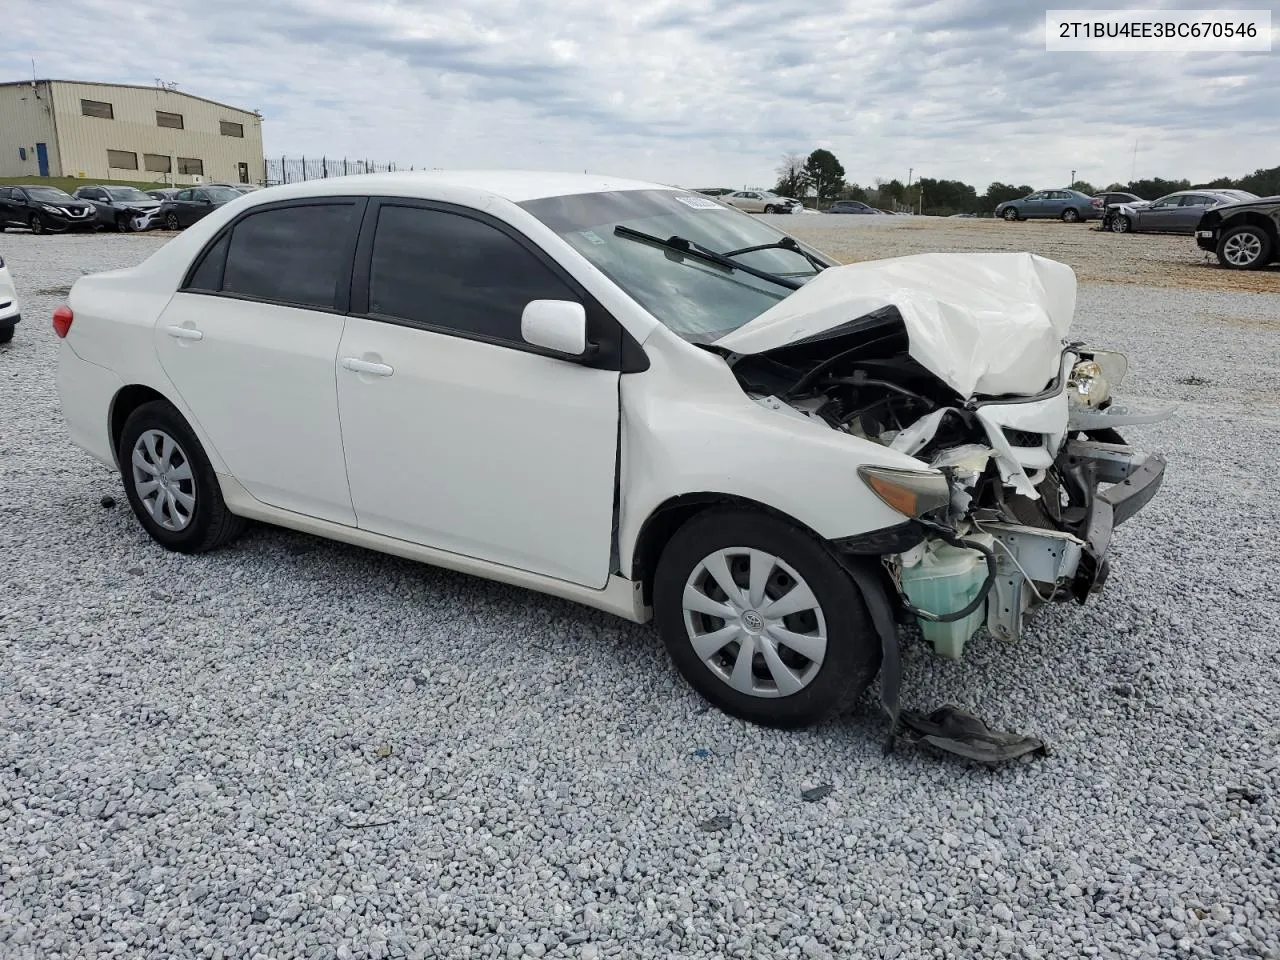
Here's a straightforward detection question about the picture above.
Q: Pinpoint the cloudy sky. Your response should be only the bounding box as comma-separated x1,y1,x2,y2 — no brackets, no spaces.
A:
5,0,1277,190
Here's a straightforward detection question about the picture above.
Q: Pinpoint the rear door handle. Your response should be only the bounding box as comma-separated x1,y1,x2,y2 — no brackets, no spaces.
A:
165,325,203,341
341,357,394,377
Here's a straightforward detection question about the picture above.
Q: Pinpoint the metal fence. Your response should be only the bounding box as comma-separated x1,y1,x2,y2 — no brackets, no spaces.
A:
264,156,428,185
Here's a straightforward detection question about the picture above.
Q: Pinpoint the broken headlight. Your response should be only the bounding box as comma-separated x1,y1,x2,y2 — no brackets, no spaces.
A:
858,466,950,518
1068,349,1128,409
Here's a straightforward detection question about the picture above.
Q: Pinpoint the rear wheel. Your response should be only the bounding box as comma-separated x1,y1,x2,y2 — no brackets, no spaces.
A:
1003,207,1019,222
117,400,247,554
1062,208,1080,223
1217,225,1272,270
653,508,881,728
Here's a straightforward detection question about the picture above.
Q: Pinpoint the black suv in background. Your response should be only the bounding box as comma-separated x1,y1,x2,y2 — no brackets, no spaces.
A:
72,185,161,232
1195,195,1280,269
0,185,97,234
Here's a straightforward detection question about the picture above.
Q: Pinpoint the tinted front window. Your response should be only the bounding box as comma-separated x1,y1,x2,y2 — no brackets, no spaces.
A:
368,205,576,344
205,186,243,203
222,204,356,308
520,189,833,343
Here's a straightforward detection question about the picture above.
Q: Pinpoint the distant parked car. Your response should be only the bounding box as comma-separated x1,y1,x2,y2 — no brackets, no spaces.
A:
73,185,162,232
0,252,19,343
995,189,1097,223
722,191,802,214
204,182,261,194
1195,194,1280,269
147,188,182,202
825,200,879,215
1093,192,1148,231
157,185,245,230
0,185,97,234
1110,190,1257,235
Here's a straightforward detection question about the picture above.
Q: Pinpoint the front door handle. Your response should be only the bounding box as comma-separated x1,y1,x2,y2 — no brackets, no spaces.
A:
165,325,203,341
341,357,394,377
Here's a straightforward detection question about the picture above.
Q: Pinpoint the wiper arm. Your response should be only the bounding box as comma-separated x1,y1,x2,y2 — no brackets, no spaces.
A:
613,225,802,290
718,235,829,273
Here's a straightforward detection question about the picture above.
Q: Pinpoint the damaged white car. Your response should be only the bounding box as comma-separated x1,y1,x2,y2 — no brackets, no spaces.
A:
55,173,1167,737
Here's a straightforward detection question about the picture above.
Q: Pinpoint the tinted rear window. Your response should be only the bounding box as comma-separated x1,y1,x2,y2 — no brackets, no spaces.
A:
221,204,356,308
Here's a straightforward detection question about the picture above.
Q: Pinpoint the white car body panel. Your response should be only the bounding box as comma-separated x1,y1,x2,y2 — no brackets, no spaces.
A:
717,252,1076,399
154,294,356,525
335,316,620,588
0,260,19,323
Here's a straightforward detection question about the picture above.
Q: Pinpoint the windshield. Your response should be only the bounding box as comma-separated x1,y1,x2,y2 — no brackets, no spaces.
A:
519,189,835,343
205,186,243,202
105,187,150,201
26,186,75,202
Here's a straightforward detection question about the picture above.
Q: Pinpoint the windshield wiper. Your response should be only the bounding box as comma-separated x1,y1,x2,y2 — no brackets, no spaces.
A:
613,225,802,290
718,236,829,273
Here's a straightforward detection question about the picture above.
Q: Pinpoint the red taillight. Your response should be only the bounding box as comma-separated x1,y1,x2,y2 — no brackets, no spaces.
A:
52,304,74,338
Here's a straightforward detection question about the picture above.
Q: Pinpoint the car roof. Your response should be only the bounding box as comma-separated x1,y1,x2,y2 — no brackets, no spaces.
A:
237,170,674,206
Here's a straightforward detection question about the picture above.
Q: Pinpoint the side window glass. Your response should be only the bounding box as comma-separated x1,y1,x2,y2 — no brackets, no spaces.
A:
368,205,578,345
175,190,192,202
185,233,230,291
222,204,356,308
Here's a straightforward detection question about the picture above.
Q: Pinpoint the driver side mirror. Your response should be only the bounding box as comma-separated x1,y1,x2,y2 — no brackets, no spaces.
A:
521,300,590,357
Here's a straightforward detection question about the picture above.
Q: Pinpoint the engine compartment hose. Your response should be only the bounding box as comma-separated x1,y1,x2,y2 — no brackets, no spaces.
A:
900,518,999,623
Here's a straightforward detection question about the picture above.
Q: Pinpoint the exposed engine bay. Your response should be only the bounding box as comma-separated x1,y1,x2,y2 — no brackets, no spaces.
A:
713,274,1170,659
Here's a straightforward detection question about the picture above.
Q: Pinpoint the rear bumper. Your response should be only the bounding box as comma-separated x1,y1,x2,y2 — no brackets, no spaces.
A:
56,340,123,468
1195,228,1217,252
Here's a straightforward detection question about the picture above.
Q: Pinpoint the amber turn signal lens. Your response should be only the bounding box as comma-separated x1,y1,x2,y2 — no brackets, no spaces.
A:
857,466,950,518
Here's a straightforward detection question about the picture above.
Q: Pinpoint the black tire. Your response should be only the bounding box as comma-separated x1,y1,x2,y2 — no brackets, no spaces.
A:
115,215,132,233
653,507,881,728
763,205,776,214
1002,207,1019,222
164,212,180,231
117,400,247,554
1113,215,1132,234
29,215,45,235
0,325,13,344
1216,224,1273,270
1062,208,1080,223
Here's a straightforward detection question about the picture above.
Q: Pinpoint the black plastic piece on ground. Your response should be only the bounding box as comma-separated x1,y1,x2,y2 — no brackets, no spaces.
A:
899,706,1050,764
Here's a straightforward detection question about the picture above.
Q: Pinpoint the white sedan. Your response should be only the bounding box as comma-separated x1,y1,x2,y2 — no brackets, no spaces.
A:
55,171,1165,729
0,252,20,343
720,190,802,214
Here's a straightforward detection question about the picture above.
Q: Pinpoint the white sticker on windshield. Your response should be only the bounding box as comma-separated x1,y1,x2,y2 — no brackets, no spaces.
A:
580,230,606,245
672,195,723,209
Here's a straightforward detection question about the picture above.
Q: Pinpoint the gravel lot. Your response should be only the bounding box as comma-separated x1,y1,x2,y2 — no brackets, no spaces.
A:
2,225,1278,960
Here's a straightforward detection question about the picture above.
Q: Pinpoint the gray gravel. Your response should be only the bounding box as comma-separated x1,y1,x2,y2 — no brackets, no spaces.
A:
2,229,1278,960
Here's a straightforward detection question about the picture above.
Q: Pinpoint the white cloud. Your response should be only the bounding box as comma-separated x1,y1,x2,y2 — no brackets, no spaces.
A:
3,0,1276,190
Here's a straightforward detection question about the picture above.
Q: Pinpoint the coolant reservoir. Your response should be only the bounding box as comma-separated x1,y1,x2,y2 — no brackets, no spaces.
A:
897,534,994,659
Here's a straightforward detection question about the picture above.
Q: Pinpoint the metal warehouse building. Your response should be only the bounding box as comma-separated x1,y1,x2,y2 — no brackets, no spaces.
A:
0,79,265,185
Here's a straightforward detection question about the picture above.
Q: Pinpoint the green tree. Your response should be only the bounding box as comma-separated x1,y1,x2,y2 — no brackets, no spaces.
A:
916,177,979,216
1126,177,1190,199
839,182,870,202
804,149,846,205
981,182,1029,211
1232,165,1280,195
1069,180,1096,195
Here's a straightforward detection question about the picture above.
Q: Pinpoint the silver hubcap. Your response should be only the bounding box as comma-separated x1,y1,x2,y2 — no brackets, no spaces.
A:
1064,210,1077,221
1004,209,1017,220
131,429,195,531
1114,217,1129,233
682,548,827,698
1223,232,1262,266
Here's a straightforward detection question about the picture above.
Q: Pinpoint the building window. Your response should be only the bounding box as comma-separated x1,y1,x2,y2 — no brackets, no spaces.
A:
220,120,245,138
156,111,184,129
177,157,204,176
107,149,139,171
144,154,172,174
81,99,114,119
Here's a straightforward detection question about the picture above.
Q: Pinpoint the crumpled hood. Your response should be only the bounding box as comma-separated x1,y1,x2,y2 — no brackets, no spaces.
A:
715,252,1077,398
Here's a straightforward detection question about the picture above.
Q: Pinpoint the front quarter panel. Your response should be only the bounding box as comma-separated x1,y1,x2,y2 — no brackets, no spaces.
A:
618,328,924,571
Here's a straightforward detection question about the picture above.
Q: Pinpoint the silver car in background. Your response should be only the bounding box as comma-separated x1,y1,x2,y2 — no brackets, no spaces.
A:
1110,189,1258,234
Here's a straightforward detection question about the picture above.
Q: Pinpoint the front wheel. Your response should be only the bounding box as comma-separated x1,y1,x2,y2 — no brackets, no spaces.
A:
117,400,247,554
1062,208,1080,223
763,205,776,214
653,508,881,728
164,212,180,230
29,215,45,235
1112,215,1132,233
1217,225,1272,270
115,215,132,232
1002,207,1019,222
0,325,13,344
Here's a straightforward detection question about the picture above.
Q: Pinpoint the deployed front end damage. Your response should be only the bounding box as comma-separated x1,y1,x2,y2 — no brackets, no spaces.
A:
714,252,1170,666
